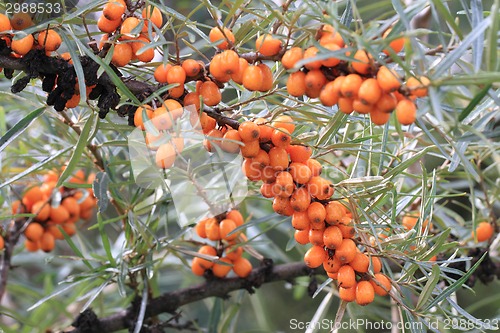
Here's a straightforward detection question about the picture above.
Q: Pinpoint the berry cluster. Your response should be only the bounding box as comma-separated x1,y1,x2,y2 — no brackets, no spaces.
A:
191,209,253,279
11,170,96,252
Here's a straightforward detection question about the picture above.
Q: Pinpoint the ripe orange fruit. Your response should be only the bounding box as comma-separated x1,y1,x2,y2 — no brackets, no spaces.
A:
304,245,327,268
271,115,295,133
62,197,81,221
230,57,249,84
22,186,43,210
370,256,382,274
191,257,207,276
242,65,263,91
221,129,242,153
349,252,370,273
197,245,217,269
40,231,56,252
282,47,304,69
152,107,174,130
11,33,34,55
272,196,294,216
292,211,310,230
288,162,312,185
24,222,44,242
240,139,260,158
205,217,221,240
383,28,405,55
166,65,186,86
335,239,357,264
371,273,392,296
111,42,133,67
355,280,375,306
134,104,154,130
182,59,202,77
339,286,357,302
260,183,275,198
473,222,494,242
254,118,273,143
303,46,322,70
255,34,282,56
323,225,343,250
269,147,290,170
358,78,382,105
376,93,397,113
286,71,307,97
351,49,372,74
131,36,155,62
339,96,354,114
195,218,208,238
103,0,126,21
121,17,144,39
294,229,310,245
209,26,235,50
319,81,339,107
0,13,13,32
154,63,171,83
212,257,233,278
305,159,322,176
226,210,244,227
320,43,341,67
319,25,344,47
0,235,4,250
376,66,401,93
233,257,252,277
98,15,122,33
219,50,240,75
209,53,231,82
225,245,243,261
307,202,326,224
155,143,176,168
219,219,239,241
50,205,70,224
31,201,51,221
406,76,430,97
47,224,64,240
307,176,333,201
340,74,363,98
305,69,327,91
142,5,163,29
370,109,391,126
199,81,221,106
10,12,33,30
250,149,270,168
237,121,259,142
395,99,417,125
271,128,291,148
274,171,294,198
290,187,311,212
287,145,312,164
258,63,273,92
337,264,356,288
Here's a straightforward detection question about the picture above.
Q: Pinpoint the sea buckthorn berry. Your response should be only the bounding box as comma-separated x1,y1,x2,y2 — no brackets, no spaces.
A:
11,33,34,55
260,183,276,198
290,187,311,212
351,49,372,74
350,252,370,273
221,129,242,154
50,205,70,224
154,64,171,83
282,47,304,69
337,97,354,114
205,218,221,241
261,166,277,183
305,159,322,176
340,74,363,98
376,66,401,93
209,26,235,50
134,105,154,130
40,232,56,252
332,76,345,97
339,286,357,302
319,25,344,47
321,43,341,67
153,107,174,130
111,43,133,67
254,118,273,143
255,34,282,56
231,57,249,84
473,222,494,242
286,71,307,97
182,59,202,77
0,235,4,251
271,115,295,133
294,229,310,245
199,81,222,106
191,257,207,276
0,13,12,32
337,264,356,288
303,46,322,70
103,0,126,21
226,210,244,227
292,211,310,230
204,128,224,152
24,222,44,242
395,99,417,125
131,37,154,62
225,245,243,261
12,200,24,215
305,69,327,91
338,220,355,239
406,76,430,97
10,12,33,30
209,53,231,82
304,245,327,268
166,65,186,85
358,78,382,105
121,17,143,39
371,273,392,296
323,254,343,273
335,239,357,264
212,257,233,278
142,5,163,29
238,121,260,142
289,162,312,184
323,225,343,249
287,145,312,163
242,65,263,91
275,171,294,198
97,15,121,33
307,202,326,224
258,63,273,92
155,143,176,168
22,186,43,210
31,201,51,221
220,219,239,241
269,147,289,170
355,281,375,306
251,149,270,168
271,128,291,148
240,139,260,158
47,224,64,240
370,256,382,273
376,93,397,113
370,108,391,125
242,159,262,181
233,257,252,278
319,81,340,107
309,228,324,246
307,176,334,201
195,218,208,238
220,50,240,75
352,99,372,114
272,196,294,216
383,28,405,55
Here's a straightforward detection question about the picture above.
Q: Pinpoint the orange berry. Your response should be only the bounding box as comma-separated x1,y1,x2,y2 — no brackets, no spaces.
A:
220,219,239,241
271,128,291,148
205,218,221,241
46,224,64,240
274,171,294,198
287,145,312,163
260,182,276,198
209,26,235,50
219,50,240,75
50,205,70,224
337,264,356,288
0,13,13,32
103,0,126,21
370,256,382,274
212,257,233,278
305,159,322,176
352,99,372,114
258,63,273,92
376,93,397,113
282,47,304,69
289,162,312,184
383,28,405,55
230,57,249,84
335,239,357,264
318,25,344,47
358,78,382,105
339,286,357,302
395,99,417,125
240,139,260,159
308,228,325,247
323,225,343,249
371,273,392,296
290,187,311,212
271,115,295,133
303,46,322,70
294,229,310,245
406,76,430,98
320,43,341,67
305,69,327,91
11,33,34,55
12,200,24,214
242,65,263,91
134,105,154,130
355,280,375,306
221,129,242,153
182,59,202,77
351,49,372,74
376,66,401,93
233,257,252,278
154,63,171,83
10,12,33,30
242,158,263,181
121,17,143,39
31,201,51,222
166,65,186,85
254,118,273,143
62,222,77,236
473,222,494,242
307,176,333,201
251,149,270,168
226,210,244,227
370,109,391,126
142,5,163,29
269,147,289,170
111,42,133,67
225,245,243,261
255,34,282,56
238,121,260,142
286,71,307,97
40,231,56,252
62,197,81,220
195,218,208,238
307,202,326,224
191,257,207,276
292,211,310,230
155,143,176,168
196,245,217,269
304,245,327,268
24,222,44,242
323,254,342,273
340,74,363,98
131,36,155,62
97,15,122,33
0,235,4,251
24,239,39,252
199,81,222,106
350,252,370,273
22,186,43,210
209,53,230,82
319,81,340,107
272,196,294,216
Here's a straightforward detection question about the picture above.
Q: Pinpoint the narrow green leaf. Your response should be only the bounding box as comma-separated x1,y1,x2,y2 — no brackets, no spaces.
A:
208,298,223,333
430,0,464,39
459,84,491,121
57,113,97,187
415,265,440,310
60,226,94,270
93,172,110,213
0,107,45,153
486,0,500,71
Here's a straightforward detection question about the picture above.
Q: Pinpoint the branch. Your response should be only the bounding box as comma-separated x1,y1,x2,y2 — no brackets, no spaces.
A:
66,262,317,333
